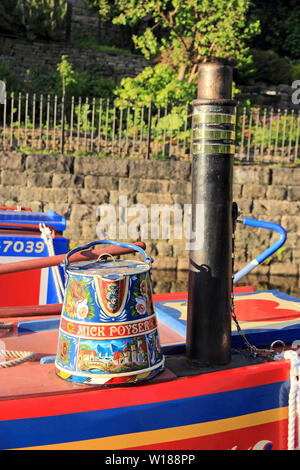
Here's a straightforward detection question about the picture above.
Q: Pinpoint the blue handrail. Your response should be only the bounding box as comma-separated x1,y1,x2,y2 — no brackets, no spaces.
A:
233,217,287,284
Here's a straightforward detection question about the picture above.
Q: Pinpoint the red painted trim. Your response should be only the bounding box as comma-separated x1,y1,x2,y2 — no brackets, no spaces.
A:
0,206,32,212
153,286,254,303
153,292,187,302
233,286,255,293
0,223,57,237
0,359,290,421
0,303,62,318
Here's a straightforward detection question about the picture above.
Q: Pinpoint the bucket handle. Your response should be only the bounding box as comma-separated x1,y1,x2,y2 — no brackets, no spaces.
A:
63,240,151,271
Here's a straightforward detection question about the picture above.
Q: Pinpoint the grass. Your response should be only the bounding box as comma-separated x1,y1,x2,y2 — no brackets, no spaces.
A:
18,145,128,159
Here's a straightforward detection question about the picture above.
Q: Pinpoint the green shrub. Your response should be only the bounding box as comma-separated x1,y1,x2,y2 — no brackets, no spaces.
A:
253,113,299,147
115,64,197,107
0,60,23,94
23,59,116,100
250,50,292,84
15,0,67,41
286,59,300,82
239,111,299,148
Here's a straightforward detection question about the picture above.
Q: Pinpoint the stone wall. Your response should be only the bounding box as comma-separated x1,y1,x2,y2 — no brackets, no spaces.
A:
0,36,149,83
69,0,98,37
0,151,299,287
238,82,299,110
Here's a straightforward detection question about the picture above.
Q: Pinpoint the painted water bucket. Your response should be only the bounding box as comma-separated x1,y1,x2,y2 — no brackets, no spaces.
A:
55,240,164,385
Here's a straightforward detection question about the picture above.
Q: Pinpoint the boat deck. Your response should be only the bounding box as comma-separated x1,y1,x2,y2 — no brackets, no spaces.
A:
0,311,185,400
0,287,299,401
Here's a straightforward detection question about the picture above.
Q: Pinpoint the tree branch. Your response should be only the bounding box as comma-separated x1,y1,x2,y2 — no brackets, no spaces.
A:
157,3,190,53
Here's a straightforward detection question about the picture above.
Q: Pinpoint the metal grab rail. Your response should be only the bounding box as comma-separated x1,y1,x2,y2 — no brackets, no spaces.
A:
233,217,287,284
0,241,146,275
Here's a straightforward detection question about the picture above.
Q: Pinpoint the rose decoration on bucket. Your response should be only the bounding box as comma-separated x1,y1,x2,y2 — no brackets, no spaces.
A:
129,273,154,317
64,279,95,320
75,298,89,320
135,296,147,315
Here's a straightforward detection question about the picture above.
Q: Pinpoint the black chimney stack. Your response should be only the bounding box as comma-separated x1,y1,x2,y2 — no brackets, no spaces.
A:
186,63,236,367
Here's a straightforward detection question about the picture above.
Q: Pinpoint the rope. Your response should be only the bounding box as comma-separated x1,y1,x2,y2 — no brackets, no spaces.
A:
0,349,36,368
39,223,65,303
284,350,300,450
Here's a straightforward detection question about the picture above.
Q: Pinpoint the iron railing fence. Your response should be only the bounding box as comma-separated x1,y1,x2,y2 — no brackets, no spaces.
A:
0,92,299,163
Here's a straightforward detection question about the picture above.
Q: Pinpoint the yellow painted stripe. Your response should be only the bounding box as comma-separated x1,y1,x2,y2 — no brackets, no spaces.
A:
193,129,235,141
193,113,236,125
193,143,235,155
17,407,288,450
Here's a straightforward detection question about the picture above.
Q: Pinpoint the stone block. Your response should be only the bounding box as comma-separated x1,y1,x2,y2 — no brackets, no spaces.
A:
136,192,173,206
152,270,176,284
27,172,53,188
108,191,136,207
19,187,68,203
293,250,300,263
68,188,109,205
1,170,27,186
70,204,96,221
242,184,267,199
281,215,300,233
266,185,287,200
284,233,300,249
287,187,300,202
155,242,173,257
25,154,73,173
177,256,189,271
74,156,128,177
45,188,69,203
128,160,159,179
145,243,158,257
233,183,243,199
272,168,300,186
53,174,84,188
168,180,191,195
119,178,169,194
171,194,192,205
269,262,298,276
0,186,19,204
253,199,299,218
84,175,119,191
234,166,270,185
17,200,44,212
81,222,98,240
64,223,83,242
118,178,139,194
153,256,177,270
235,199,253,215
43,203,71,220
248,264,270,276
0,151,26,171
129,160,190,180
173,241,189,258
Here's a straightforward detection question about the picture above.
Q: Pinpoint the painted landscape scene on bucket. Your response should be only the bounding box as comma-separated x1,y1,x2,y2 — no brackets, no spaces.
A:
77,331,161,374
